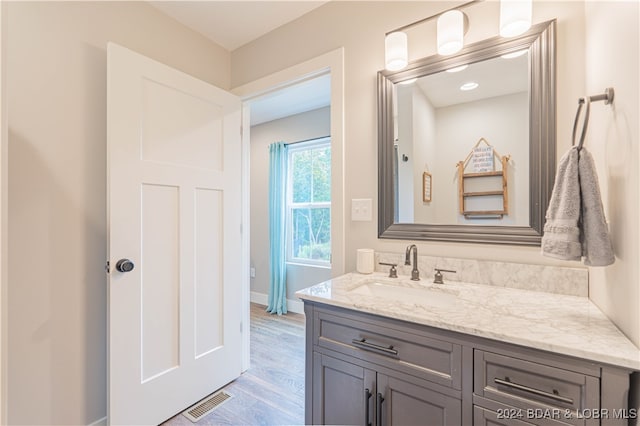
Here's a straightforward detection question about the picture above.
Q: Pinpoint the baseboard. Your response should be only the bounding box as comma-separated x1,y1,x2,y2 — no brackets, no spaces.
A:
88,416,107,426
250,291,304,315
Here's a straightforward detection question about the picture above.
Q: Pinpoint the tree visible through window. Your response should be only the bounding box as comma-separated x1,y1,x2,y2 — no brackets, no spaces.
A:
287,138,331,265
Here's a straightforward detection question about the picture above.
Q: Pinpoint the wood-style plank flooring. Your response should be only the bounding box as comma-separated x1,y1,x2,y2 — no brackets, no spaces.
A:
162,303,306,425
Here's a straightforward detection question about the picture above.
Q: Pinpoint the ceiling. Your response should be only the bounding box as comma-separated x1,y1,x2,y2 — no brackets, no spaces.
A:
150,1,329,51
249,74,331,126
149,1,332,126
414,51,529,108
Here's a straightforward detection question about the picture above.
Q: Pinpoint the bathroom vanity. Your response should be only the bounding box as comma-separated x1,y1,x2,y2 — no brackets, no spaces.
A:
296,273,640,426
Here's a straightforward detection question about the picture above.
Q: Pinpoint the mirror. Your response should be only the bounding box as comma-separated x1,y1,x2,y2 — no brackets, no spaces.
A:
378,20,556,245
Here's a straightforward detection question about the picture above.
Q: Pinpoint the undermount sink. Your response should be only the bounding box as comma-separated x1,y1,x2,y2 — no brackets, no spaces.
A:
348,281,458,308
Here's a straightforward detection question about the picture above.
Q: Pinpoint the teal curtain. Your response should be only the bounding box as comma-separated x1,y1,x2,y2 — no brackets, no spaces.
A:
267,142,288,315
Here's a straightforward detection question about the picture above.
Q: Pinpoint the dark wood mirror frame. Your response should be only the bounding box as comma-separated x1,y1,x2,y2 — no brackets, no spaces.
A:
378,20,556,246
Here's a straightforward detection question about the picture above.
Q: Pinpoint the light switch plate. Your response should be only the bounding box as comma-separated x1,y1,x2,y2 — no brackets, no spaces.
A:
351,198,373,221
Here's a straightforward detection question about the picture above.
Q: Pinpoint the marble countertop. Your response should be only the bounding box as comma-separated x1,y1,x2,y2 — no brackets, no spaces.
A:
295,272,640,371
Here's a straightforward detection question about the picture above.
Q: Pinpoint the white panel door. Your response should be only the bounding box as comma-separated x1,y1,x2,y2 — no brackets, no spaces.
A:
107,43,242,425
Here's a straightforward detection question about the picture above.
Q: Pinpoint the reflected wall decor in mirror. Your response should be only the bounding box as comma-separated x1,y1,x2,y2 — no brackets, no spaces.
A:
378,19,556,245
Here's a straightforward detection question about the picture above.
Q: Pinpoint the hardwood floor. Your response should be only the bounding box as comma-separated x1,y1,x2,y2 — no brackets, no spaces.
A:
162,303,306,425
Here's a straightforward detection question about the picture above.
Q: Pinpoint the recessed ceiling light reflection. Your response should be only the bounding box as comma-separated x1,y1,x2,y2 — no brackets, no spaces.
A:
446,65,468,73
460,82,479,91
398,78,418,85
501,50,528,59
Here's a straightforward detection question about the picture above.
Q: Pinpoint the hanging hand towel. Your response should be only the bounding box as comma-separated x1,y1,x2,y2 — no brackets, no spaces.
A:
541,148,582,260
577,148,615,266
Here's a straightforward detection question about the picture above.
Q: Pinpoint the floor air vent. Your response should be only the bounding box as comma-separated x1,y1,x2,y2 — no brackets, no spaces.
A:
182,390,233,422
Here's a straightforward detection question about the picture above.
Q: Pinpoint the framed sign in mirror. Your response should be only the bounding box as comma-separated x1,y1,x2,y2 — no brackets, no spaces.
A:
423,172,432,202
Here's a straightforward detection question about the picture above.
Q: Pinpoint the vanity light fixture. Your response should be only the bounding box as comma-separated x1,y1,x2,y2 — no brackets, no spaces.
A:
383,0,478,71
382,0,533,70
500,0,532,37
460,81,479,91
437,10,466,56
385,31,408,71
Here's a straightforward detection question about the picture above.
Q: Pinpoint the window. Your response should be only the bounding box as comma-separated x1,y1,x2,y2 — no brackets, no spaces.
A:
287,137,331,266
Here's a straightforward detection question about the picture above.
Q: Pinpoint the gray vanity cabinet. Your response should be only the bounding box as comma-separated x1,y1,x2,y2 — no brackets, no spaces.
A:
377,373,462,425
312,351,461,425
303,301,635,426
306,303,463,425
312,353,375,425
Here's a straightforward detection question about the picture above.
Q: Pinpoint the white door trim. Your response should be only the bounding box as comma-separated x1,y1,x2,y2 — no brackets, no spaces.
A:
240,102,251,372
232,48,345,369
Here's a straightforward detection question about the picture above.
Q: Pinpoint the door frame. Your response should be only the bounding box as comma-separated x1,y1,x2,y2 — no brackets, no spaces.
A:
232,48,345,371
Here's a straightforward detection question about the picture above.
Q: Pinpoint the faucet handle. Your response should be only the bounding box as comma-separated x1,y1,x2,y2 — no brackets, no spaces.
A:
379,262,398,278
434,268,456,284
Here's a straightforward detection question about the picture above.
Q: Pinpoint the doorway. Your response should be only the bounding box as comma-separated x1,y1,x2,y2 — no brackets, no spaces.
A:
233,48,345,371
247,74,332,315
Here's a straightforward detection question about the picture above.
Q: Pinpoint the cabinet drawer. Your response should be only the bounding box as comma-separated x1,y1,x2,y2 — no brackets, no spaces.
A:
474,351,599,425
474,406,537,426
315,309,461,389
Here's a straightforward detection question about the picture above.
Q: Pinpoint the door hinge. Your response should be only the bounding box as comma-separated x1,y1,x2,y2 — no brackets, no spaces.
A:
105,260,111,274
240,321,243,333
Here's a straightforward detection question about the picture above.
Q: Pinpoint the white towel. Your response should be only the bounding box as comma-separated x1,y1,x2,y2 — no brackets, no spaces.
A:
541,146,615,266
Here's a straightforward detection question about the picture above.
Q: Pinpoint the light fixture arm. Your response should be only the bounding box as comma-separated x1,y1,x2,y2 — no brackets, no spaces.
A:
385,0,481,36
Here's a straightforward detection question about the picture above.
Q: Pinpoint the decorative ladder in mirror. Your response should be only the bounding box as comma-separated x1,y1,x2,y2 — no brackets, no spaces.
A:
457,138,510,219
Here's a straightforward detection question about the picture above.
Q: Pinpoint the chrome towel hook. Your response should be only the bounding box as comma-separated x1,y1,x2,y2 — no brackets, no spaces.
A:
572,87,615,151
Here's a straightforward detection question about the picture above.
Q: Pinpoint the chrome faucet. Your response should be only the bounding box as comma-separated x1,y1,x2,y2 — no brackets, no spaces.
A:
404,244,420,281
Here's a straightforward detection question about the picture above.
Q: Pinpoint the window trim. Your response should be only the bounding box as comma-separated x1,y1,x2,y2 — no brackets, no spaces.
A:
286,137,331,267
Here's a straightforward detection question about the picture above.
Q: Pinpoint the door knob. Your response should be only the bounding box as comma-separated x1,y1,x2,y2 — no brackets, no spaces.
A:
115,259,135,273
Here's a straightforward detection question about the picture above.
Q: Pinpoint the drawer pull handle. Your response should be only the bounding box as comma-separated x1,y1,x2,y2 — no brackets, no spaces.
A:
351,338,399,357
377,393,385,426
494,377,574,405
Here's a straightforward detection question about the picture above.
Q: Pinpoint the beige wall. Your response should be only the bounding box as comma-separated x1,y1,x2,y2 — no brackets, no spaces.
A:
584,1,640,348
232,1,638,347
5,2,229,424
0,3,7,423
232,2,588,269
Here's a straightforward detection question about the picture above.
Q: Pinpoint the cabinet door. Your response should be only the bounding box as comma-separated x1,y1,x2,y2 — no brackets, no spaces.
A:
313,352,376,425
378,374,461,426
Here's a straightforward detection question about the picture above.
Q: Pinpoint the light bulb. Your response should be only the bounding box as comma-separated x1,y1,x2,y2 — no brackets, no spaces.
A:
437,10,464,56
385,32,408,71
500,0,532,37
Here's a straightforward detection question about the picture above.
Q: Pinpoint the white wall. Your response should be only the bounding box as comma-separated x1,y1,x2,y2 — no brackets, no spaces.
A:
397,88,528,225
411,84,437,224
584,1,640,348
250,107,332,302
5,2,230,424
435,92,529,225
231,2,638,346
396,84,415,222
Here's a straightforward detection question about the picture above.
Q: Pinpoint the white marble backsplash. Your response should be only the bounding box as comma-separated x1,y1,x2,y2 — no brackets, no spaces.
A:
375,252,588,297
